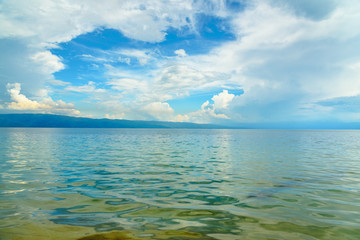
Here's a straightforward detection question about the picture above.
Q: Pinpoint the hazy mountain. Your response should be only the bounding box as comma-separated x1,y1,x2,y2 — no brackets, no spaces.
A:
0,114,227,129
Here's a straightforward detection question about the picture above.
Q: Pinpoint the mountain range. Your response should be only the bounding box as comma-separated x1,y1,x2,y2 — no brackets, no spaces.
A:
0,114,226,129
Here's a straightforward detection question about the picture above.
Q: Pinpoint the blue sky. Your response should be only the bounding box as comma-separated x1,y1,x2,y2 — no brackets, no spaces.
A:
1,0,360,127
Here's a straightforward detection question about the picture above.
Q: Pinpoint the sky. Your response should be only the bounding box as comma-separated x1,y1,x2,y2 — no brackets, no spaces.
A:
1,0,360,127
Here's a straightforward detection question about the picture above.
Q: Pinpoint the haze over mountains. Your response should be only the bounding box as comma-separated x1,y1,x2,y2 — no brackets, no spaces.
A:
1,114,359,129
0,114,224,129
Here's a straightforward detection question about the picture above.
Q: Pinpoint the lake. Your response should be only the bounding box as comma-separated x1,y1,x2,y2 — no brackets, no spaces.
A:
0,128,359,239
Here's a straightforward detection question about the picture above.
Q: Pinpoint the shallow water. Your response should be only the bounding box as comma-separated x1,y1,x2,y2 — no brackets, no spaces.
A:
0,128,359,239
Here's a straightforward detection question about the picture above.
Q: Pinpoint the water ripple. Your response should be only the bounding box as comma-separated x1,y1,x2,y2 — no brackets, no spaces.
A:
1,128,360,239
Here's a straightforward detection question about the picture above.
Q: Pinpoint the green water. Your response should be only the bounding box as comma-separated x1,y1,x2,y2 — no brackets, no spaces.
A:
0,128,359,239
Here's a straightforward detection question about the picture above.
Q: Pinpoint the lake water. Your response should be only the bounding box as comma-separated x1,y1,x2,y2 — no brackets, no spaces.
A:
0,128,359,240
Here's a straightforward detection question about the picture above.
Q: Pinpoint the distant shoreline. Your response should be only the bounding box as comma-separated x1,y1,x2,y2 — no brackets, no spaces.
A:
0,113,230,129
1,113,359,129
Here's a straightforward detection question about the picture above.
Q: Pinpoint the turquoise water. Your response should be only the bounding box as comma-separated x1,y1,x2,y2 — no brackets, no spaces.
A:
0,128,359,239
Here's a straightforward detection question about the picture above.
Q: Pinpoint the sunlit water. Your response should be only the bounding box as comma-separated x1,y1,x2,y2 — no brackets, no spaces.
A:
0,128,359,240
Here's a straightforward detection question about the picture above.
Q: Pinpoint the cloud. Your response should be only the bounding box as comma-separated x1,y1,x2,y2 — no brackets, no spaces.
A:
174,49,187,57
0,39,62,99
0,0,237,122
153,64,230,98
65,81,106,93
170,0,360,122
189,90,235,122
116,49,155,65
48,79,70,86
108,78,148,94
118,57,131,65
172,114,190,122
179,90,240,123
212,90,235,109
0,0,209,113
2,0,360,124
7,83,47,110
105,113,125,120
141,102,175,121
0,0,203,44
105,62,231,104
81,54,113,63
200,100,229,119
6,83,81,116
30,51,65,74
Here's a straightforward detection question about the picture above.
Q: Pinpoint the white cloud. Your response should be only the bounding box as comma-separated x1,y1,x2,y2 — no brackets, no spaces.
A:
201,100,229,119
154,64,229,97
0,0,209,114
118,57,131,65
6,83,81,116
108,78,148,93
167,0,360,122
105,113,125,120
174,49,187,57
0,0,203,44
30,51,65,74
0,39,65,99
231,1,360,50
179,90,239,123
188,100,229,123
212,90,235,109
105,63,230,104
116,49,154,65
0,0,234,122
48,79,70,86
81,54,113,63
231,2,309,49
7,83,45,110
2,0,360,123
37,88,49,98
65,81,106,93
172,114,190,122
141,102,175,121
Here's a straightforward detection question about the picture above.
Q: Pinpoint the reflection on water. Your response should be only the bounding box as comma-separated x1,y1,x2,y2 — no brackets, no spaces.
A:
0,128,360,239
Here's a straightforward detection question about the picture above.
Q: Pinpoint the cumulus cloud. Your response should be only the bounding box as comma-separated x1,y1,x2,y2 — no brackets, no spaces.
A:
172,114,190,122
141,102,175,121
6,83,81,116
174,49,187,57
212,90,235,109
7,83,47,110
30,51,65,74
195,91,235,120
180,90,239,123
199,100,229,119
0,39,63,99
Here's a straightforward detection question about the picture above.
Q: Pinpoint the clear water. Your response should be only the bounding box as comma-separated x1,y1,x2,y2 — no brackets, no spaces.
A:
0,128,359,240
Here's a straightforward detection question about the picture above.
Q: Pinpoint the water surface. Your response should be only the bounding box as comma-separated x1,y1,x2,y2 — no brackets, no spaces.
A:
0,128,359,239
